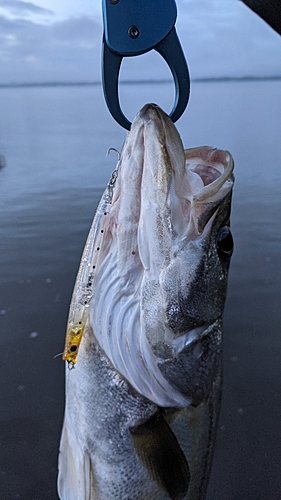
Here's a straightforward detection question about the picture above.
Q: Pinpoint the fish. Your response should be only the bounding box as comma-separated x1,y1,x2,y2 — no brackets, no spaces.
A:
58,103,234,500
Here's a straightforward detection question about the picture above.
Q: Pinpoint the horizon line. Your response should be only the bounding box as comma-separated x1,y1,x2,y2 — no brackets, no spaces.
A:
0,75,281,88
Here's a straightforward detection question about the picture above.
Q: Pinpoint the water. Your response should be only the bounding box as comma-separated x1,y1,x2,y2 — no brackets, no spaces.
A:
0,81,280,499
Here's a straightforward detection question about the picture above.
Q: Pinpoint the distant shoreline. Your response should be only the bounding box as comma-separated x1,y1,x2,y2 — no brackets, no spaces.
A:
0,75,281,89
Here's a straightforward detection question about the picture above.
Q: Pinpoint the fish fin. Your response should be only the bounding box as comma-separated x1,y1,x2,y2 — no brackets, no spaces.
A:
58,416,91,500
131,412,190,500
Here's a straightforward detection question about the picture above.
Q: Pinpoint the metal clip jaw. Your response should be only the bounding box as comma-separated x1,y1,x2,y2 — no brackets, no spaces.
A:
101,0,190,130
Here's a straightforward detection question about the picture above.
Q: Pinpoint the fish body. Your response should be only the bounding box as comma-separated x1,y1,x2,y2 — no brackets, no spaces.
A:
58,104,234,500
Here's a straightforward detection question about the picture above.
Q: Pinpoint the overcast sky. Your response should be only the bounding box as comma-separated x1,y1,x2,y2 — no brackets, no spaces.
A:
0,0,280,84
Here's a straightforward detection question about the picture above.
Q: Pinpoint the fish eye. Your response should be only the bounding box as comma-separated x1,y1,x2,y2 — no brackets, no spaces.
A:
216,226,233,261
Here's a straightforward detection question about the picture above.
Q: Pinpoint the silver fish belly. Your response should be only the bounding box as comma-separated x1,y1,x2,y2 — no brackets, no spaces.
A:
58,104,234,500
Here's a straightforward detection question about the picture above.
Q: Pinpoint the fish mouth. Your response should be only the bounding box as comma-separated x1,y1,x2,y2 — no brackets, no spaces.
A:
170,325,206,355
89,104,234,407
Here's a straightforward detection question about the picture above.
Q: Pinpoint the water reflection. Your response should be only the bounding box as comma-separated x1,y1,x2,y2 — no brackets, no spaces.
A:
0,81,280,500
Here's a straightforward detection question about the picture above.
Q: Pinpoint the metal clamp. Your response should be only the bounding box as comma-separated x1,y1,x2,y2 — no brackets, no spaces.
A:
101,0,190,130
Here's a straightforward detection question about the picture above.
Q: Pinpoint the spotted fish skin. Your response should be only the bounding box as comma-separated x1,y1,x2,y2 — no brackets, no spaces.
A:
58,104,234,500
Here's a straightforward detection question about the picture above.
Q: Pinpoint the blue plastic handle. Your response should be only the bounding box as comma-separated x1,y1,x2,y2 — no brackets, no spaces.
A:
102,0,177,56
101,0,190,129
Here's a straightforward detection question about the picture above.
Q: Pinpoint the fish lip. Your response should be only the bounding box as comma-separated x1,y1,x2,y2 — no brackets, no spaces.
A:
137,103,175,141
138,103,164,120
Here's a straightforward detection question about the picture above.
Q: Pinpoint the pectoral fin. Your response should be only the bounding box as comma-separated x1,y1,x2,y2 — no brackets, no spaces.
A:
131,412,190,500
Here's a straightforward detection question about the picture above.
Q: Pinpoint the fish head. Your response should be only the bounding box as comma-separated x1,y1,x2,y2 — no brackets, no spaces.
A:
92,104,234,407
134,105,234,351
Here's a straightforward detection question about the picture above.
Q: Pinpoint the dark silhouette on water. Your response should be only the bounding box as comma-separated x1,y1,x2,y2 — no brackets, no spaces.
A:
0,154,6,170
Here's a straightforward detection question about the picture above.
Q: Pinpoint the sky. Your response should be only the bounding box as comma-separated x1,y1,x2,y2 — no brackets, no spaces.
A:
0,0,281,84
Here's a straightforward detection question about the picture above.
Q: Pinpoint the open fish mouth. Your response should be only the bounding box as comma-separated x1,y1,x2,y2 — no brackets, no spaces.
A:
63,104,234,408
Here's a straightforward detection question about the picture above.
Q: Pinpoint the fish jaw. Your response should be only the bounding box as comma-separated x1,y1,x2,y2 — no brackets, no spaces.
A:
136,104,234,346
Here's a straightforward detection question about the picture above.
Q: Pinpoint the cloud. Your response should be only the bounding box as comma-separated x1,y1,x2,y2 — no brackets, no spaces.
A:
52,16,100,44
0,0,281,84
175,0,281,78
0,15,102,84
0,0,53,16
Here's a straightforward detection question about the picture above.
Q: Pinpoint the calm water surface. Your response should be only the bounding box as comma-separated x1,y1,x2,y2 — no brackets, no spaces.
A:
0,82,280,499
